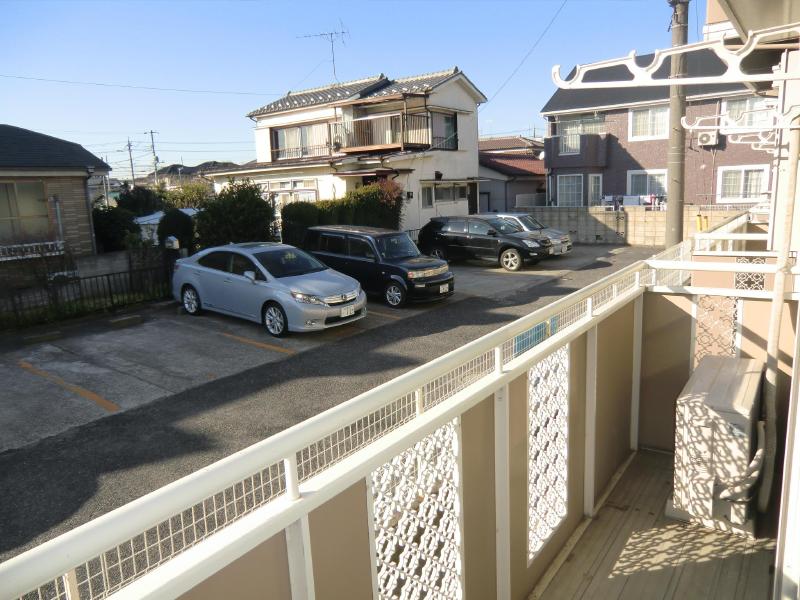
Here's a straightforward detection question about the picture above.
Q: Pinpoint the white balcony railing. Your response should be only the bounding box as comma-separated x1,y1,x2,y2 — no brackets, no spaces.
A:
0,240,65,262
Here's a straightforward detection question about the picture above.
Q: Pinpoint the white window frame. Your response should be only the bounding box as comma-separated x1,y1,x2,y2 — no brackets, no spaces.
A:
421,186,433,209
588,174,603,205
720,96,778,134
628,105,669,141
556,174,583,207
716,164,770,204
626,169,667,196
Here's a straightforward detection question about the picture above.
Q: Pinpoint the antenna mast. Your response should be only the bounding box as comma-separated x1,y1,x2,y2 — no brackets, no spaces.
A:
298,22,349,81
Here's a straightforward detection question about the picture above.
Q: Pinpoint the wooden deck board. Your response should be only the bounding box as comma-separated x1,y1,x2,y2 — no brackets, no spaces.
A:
537,451,775,600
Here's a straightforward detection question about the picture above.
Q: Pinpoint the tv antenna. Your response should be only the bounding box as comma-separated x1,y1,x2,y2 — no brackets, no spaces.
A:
298,21,349,81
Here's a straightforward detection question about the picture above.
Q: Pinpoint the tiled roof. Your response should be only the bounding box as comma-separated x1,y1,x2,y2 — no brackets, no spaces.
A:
0,125,110,171
541,49,749,115
479,152,545,177
247,67,482,118
361,68,460,98
478,136,541,152
247,75,386,117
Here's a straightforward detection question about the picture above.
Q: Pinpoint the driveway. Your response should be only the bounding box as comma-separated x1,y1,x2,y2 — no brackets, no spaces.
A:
0,244,656,561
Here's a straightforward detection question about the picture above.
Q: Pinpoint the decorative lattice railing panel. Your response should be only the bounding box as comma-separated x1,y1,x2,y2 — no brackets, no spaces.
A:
694,295,739,368
735,256,766,291
527,346,569,562
370,421,462,600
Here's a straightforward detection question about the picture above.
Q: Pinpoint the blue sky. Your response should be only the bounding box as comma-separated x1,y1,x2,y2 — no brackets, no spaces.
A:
1,0,707,176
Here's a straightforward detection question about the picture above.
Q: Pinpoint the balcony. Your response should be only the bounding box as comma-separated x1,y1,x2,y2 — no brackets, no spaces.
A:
270,144,331,162
0,240,65,262
331,113,431,153
3,209,795,600
544,133,608,168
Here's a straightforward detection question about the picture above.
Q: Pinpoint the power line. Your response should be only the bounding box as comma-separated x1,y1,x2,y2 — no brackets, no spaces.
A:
0,73,281,96
482,0,568,107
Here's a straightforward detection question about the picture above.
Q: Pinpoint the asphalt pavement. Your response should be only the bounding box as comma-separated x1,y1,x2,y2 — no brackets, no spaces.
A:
0,245,655,562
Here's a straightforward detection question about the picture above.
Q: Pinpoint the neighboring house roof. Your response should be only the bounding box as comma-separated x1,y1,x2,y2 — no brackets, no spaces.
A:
478,136,542,152
134,208,199,226
247,67,486,118
479,152,546,177
541,49,750,115
0,124,111,171
155,161,239,177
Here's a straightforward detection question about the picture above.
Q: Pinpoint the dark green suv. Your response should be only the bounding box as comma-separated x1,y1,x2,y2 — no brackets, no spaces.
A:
418,215,553,271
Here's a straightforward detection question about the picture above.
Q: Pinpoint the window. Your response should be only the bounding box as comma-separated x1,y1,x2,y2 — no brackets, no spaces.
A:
0,181,49,242
198,251,230,271
557,175,583,207
588,174,603,205
455,185,468,200
556,114,605,155
375,234,419,260
421,186,433,208
717,165,769,203
271,123,329,160
442,220,466,233
722,96,777,132
629,105,669,140
254,248,326,278
434,186,454,202
431,112,458,150
230,254,264,280
627,170,667,197
348,237,376,260
468,220,492,235
319,233,346,254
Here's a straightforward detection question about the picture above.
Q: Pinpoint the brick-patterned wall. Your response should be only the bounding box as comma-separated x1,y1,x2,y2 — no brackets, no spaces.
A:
521,206,741,246
46,177,94,256
548,96,774,205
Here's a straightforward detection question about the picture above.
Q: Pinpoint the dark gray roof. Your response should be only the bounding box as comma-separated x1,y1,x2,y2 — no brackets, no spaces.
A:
247,75,387,118
247,67,485,118
541,49,751,115
0,125,111,171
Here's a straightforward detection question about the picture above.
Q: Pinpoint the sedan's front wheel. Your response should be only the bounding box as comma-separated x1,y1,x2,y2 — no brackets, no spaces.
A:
384,282,406,308
500,248,523,272
263,302,288,337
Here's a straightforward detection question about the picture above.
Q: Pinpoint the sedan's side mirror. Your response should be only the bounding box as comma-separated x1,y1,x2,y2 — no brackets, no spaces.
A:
243,270,257,283
488,230,498,236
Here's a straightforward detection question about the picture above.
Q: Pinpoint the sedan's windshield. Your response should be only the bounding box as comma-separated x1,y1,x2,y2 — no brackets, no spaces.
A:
254,248,327,278
515,215,545,230
375,233,420,260
487,218,522,234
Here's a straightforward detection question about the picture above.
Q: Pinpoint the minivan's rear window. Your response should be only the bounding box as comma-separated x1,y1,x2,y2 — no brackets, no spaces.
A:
319,234,346,254
255,249,326,278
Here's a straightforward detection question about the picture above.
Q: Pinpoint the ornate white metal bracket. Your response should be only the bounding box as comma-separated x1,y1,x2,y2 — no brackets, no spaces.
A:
552,22,800,89
726,131,779,153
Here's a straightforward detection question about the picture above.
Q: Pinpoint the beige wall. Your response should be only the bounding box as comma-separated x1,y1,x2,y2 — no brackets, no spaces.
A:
706,0,729,24
308,479,374,599
640,293,693,451
509,336,587,599
179,531,291,600
594,303,634,500
461,395,497,599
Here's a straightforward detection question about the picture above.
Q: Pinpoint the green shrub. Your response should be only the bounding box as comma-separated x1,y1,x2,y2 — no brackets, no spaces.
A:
157,208,195,252
280,181,404,244
92,206,140,252
117,186,166,216
164,182,213,209
195,179,274,248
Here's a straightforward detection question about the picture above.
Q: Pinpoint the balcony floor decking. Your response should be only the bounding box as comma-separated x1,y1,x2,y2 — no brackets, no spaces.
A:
537,450,776,600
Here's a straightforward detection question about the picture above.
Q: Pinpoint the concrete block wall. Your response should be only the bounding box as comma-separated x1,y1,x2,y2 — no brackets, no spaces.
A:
521,206,742,246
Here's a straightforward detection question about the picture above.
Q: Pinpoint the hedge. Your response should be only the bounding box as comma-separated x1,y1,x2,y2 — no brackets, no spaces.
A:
281,181,403,246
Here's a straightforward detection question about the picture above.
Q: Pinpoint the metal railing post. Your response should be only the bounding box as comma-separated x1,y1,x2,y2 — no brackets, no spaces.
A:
495,344,504,374
494,383,511,600
283,454,315,599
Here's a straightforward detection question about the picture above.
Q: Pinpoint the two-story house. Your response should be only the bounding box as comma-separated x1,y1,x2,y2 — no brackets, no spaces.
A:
206,68,487,231
478,135,546,211
540,50,776,207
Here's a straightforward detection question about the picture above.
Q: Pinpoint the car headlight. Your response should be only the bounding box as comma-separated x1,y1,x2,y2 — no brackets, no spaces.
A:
291,291,326,305
407,270,423,279
523,240,540,248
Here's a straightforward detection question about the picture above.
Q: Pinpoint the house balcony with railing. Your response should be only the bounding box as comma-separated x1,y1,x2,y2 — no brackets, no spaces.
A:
331,113,433,153
3,208,797,600
543,133,609,169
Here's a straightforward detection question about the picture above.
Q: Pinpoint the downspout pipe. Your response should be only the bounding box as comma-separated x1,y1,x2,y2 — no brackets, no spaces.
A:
85,168,98,255
759,115,800,513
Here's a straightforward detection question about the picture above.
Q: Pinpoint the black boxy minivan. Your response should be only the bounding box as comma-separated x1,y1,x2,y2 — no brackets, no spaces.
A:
303,225,454,307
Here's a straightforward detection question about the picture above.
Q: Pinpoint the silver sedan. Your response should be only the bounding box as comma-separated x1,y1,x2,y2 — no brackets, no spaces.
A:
172,242,367,336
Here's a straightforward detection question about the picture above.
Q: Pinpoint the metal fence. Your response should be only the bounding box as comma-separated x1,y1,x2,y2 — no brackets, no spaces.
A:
0,265,171,329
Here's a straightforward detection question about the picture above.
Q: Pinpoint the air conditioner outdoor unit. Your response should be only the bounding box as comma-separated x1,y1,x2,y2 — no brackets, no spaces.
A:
698,131,720,146
666,356,765,536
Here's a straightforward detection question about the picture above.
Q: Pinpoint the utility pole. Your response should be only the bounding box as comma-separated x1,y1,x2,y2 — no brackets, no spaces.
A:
146,130,159,187
104,155,110,207
126,139,136,188
665,0,689,246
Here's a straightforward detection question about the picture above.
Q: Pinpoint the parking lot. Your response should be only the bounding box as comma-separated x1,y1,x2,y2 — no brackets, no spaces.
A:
0,245,620,452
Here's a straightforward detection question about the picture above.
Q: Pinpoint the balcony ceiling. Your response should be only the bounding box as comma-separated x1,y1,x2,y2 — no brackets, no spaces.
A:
717,0,800,39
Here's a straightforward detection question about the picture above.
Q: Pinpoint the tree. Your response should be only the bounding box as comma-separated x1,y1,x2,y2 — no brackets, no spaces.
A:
92,206,140,252
164,182,213,209
117,186,165,216
157,208,195,252
195,179,274,248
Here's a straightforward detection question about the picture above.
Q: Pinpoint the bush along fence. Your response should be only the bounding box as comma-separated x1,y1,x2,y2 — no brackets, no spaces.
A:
0,265,172,330
280,181,404,245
